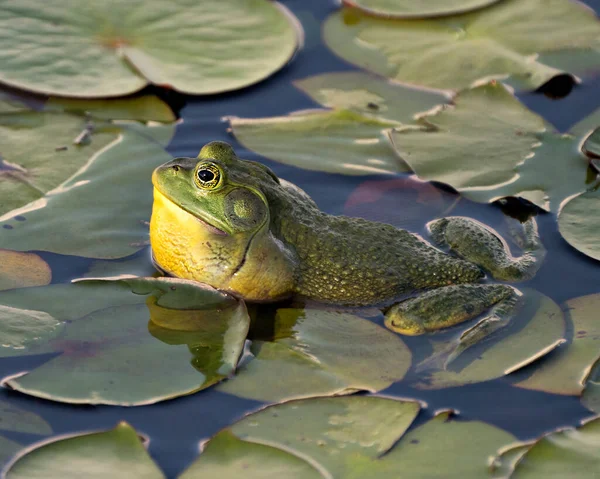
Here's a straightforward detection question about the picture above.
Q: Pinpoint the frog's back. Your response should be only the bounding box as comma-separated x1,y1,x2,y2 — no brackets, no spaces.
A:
269,190,483,306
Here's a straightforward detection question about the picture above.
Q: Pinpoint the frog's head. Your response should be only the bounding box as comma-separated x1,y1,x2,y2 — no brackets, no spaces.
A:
151,141,278,237
149,141,293,299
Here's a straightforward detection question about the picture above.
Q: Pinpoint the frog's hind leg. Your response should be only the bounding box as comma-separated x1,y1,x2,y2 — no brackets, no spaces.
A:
385,283,522,368
384,283,517,335
427,216,545,282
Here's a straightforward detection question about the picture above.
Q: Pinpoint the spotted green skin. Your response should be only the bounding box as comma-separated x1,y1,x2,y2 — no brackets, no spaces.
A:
150,141,543,335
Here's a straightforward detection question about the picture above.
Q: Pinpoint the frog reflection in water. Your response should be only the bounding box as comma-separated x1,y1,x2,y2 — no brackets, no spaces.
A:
150,141,545,341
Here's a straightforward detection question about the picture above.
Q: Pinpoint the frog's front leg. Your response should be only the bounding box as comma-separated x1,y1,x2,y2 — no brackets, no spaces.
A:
427,216,545,282
384,284,517,335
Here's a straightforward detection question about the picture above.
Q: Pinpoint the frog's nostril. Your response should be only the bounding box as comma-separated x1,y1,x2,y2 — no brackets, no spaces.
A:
172,165,180,172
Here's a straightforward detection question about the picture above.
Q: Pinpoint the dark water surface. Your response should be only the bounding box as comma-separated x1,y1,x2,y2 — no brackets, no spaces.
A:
2,1,600,477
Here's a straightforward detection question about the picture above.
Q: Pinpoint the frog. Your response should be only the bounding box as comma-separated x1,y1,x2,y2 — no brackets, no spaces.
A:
150,141,545,339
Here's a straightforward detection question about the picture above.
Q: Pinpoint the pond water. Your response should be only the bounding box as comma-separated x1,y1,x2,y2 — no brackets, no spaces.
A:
1,0,600,477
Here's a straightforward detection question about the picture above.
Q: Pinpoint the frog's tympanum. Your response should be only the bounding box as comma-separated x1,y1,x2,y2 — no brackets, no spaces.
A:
150,141,545,336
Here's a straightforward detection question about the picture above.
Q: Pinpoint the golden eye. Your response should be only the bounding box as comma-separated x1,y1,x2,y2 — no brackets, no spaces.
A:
195,163,221,189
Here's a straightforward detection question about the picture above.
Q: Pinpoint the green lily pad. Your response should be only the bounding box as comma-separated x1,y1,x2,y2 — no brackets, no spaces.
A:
493,416,600,478
230,71,447,175
582,127,600,160
0,121,174,258
490,443,532,479
324,0,600,93
0,249,51,291
558,187,600,261
515,293,600,395
217,308,410,402
582,362,600,414
0,436,22,468
4,422,164,479
343,0,502,18
0,0,300,98
415,289,565,390
0,277,249,405
45,96,176,123
184,396,514,478
390,82,597,212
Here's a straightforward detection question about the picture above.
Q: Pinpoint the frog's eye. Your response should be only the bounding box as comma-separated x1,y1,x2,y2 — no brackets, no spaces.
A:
195,162,222,190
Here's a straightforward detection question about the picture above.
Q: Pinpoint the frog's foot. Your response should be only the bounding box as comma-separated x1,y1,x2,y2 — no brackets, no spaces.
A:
384,283,515,335
427,216,545,282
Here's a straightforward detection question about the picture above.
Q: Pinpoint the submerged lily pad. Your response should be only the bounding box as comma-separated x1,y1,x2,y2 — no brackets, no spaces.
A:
0,121,174,259
0,0,300,97
0,277,249,405
390,82,597,212
230,71,447,175
493,416,600,478
183,396,514,478
415,289,565,390
558,187,600,261
582,362,600,414
0,249,51,291
4,422,164,479
516,293,600,396
343,0,502,18
217,308,410,402
324,0,600,93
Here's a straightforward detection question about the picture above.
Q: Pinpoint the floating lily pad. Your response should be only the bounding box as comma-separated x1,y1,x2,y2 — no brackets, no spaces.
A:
558,187,600,261
4,422,164,479
0,437,22,468
490,443,532,479
0,121,174,258
415,289,565,390
184,396,514,478
0,0,300,98
582,362,600,414
516,293,600,395
390,82,596,212
0,277,249,405
217,308,410,402
493,416,600,478
343,0,502,18
324,0,600,93
230,71,447,175
0,249,51,291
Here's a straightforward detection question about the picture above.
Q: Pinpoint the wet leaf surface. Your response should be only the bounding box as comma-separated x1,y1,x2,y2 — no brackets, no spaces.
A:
558,187,600,261
515,293,600,396
582,362,600,414
0,277,249,405
217,308,410,402
0,122,174,259
0,249,51,291
493,416,600,478
342,0,502,18
415,289,565,390
4,422,164,479
0,0,300,97
324,0,600,92
230,71,447,175
185,396,514,478
389,82,597,212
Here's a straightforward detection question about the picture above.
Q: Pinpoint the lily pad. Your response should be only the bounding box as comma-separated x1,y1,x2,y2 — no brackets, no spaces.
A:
324,0,600,93
558,187,600,261
389,82,596,212
582,361,600,414
493,416,600,478
4,422,164,479
0,277,249,405
342,0,502,19
229,71,447,175
0,121,174,258
0,437,22,468
184,396,514,478
515,293,600,396
0,249,51,291
217,308,410,402
415,289,565,390
0,0,300,97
